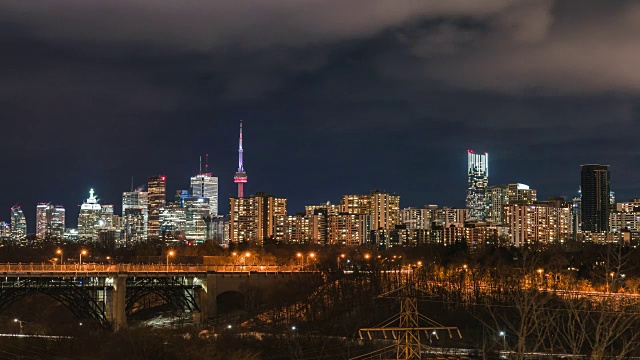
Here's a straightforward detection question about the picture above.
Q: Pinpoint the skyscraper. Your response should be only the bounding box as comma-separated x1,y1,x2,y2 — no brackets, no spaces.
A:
466,150,489,221
122,190,148,243
191,172,219,217
233,121,248,198
36,203,49,239
581,164,610,232
10,205,26,242
229,192,286,245
78,189,102,241
35,203,65,240
48,205,65,239
147,175,166,240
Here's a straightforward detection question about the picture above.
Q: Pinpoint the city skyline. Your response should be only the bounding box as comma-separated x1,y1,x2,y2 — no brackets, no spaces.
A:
1,146,628,233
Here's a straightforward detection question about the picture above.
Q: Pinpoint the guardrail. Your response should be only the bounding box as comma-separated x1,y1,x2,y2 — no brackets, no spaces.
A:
0,263,308,273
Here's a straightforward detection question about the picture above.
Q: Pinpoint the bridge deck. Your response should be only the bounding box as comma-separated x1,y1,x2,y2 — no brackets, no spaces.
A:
0,263,309,276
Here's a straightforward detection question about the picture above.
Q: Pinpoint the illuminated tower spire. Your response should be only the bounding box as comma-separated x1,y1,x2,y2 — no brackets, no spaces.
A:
233,120,248,197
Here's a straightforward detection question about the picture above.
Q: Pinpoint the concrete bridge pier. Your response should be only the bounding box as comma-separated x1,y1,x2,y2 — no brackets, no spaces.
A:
113,274,127,330
195,272,217,325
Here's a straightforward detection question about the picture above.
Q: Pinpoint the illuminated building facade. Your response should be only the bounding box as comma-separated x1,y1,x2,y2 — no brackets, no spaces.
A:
191,173,219,216
580,164,610,232
48,205,65,239
466,150,489,221
370,191,400,231
78,189,102,241
399,207,432,230
229,193,287,244
147,175,166,239
36,203,66,239
159,205,186,243
487,183,537,224
504,201,571,247
122,190,148,243
443,223,497,247
283,213,312,244
185,197,211,243
36,203,49,239
0,222,10,240
327,213,369,246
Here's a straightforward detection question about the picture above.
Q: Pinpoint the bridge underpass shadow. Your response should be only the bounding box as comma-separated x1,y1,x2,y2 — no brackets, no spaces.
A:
0,292,98,334
216,290,246,315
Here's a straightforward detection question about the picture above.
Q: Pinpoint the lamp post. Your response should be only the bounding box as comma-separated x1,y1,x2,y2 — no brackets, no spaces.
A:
56,249,63,265
14,319,25,335
232,252,238,265
537,268,544,284
79,250,87,265
243,252,250,266
499,331,506,352
337,253,346,269
608,271,615,293
167,250,175,271
297,252,303,267
308,252,316,268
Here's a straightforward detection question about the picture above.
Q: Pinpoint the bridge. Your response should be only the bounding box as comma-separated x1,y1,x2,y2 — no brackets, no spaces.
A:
0,263,317,330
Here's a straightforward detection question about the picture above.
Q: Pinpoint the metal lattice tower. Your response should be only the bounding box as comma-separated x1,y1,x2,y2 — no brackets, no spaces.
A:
357,285,462,360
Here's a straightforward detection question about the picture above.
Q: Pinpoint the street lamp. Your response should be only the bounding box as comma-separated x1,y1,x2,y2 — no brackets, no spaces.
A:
14,318,25,335
337,253,346,269
297,252,303,266
79,250,87,265
243,252,250,266
537,268,544,283
167,250,175,271
56,249,63,265
499,331,506,352
364,254,371,260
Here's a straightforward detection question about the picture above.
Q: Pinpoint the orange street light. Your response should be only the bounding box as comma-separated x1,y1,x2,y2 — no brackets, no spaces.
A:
364,254,371,260
56,249,63,265
79,250,87,265
167,250,175,270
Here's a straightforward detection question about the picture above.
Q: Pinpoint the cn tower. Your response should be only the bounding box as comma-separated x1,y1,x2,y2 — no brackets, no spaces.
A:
233,120,248,197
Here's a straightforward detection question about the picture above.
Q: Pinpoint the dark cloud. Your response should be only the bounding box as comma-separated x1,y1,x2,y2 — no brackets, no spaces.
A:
2,0,640,230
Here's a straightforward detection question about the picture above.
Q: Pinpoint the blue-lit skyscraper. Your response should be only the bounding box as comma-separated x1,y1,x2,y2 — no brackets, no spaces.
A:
466,150,489,221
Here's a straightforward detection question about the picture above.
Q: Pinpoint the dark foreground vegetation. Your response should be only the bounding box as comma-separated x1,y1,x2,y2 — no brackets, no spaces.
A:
2,240,640,359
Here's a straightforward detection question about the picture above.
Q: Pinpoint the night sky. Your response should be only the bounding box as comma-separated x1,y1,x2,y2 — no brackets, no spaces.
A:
2,1,640,230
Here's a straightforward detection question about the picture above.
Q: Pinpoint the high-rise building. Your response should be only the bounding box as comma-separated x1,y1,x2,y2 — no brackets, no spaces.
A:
327,213,369,246
233,121,248,198
229,192,286,245
0,222,10,240
284,213,312,244
399,207,432,230
78,189,102,241
504,201,572,247
370,191,400,231
48,205,65,239
487,183,537,224
342,195,370,215
466,150,489,221
35,203,65,239
191,172,219,216
122,190,148,243
147,176,166,239
10,206,27,242
580,164,610,232
36,203,49,239
185,197,211,244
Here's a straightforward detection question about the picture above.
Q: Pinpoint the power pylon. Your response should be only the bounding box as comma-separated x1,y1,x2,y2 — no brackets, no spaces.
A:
356,285,462,360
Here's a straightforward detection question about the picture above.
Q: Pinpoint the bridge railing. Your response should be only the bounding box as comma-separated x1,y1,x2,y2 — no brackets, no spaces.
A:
0,263,306,273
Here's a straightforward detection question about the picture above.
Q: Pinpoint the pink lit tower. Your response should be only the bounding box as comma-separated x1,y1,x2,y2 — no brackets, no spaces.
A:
233,120,248,197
